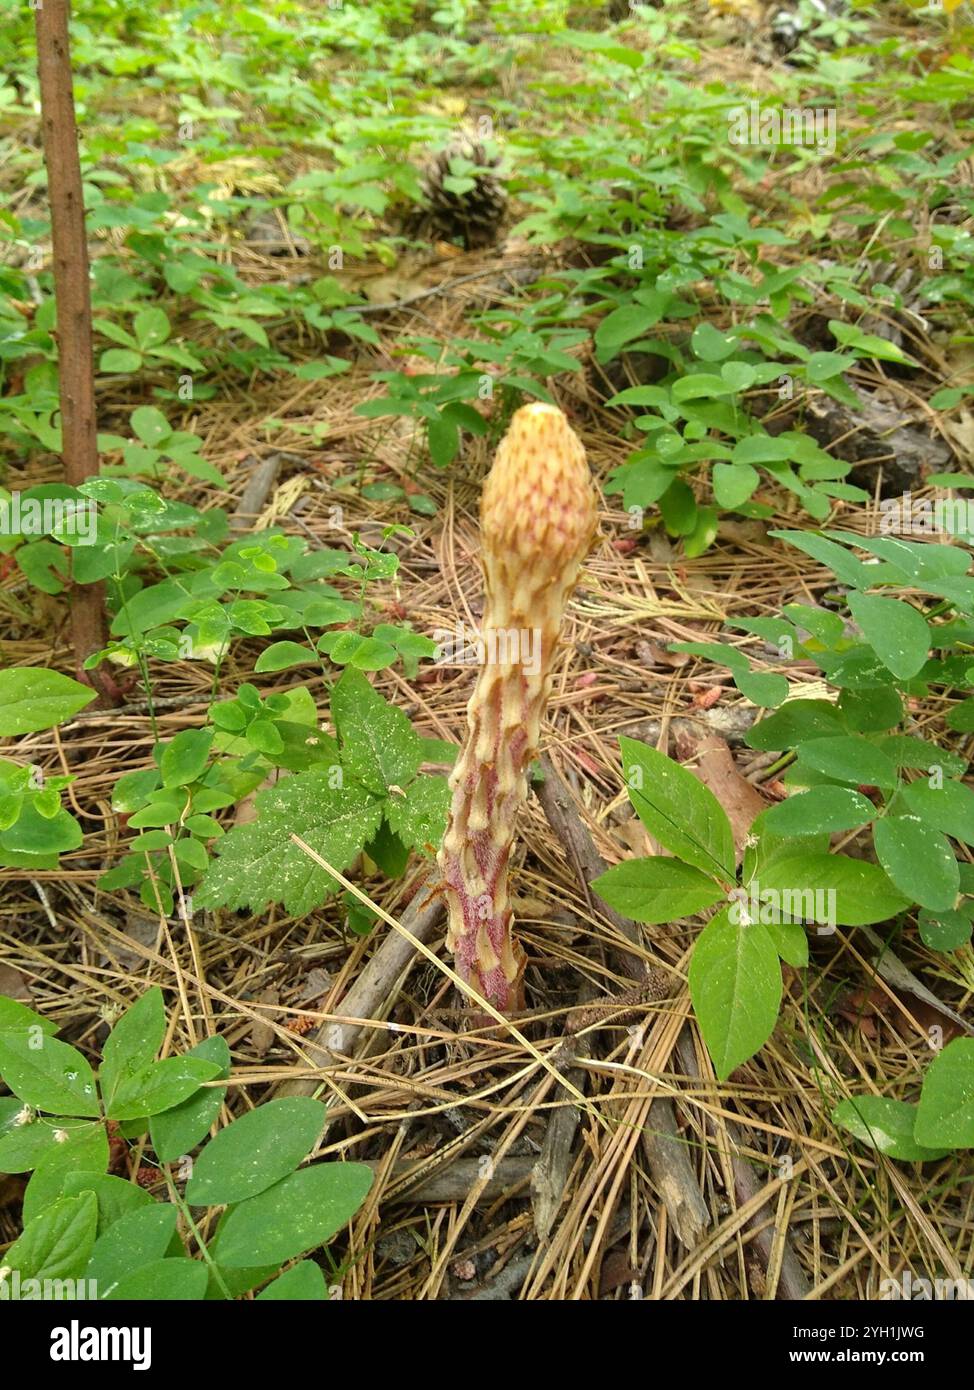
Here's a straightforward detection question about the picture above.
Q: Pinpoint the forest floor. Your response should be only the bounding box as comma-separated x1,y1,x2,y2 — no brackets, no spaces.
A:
2,0,973,1300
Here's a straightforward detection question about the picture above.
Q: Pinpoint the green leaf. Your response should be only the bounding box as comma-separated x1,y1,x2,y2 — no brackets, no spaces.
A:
130,405,171,447
734,669,789,708
103,1258,208,1301
688,908,782,1080
833,1097,948,1161
0,1116,98,1173
756,852,910,926
0,669,96,735
134,308,170,350
128,788,187,828
0,995,57,1036
879,737,965,778
671,373,734,403
111,767,162,814
592,858,725,923
918,907,973,952
61,1172,154,1233
100,348,143,373
246,719,284,757
256,1260,327,1300
796,736,898,789
254,641,316,673
331,667,421,795
160,728,214,788
839,686,904,733
947,698,974,733
364,821,409,878
732,435,794,466
915,1038,974,1149
427,413,459,468
762,787,875,835
847,593,930,680
99,988,166,1113
873,816,959,912
0,1034,99,1116
383,775,449,853
186,1098,326,1206
17,539,70,595
771,530,876,590
150,1035,231,1162
0,801,82,855
828,319,916,366
5,1192,98,1282
690,322,737,362
87,1204,178,1297
22,1123,109,1224
195,771,382,915
713,462,759,509
762,918,809,968
419,738,458,767
720,360,756,392
746,700,846,751
595,304,663,358
618,737,735,880
212,1162,372,1269
107,1056,222,1122
901,779,974,847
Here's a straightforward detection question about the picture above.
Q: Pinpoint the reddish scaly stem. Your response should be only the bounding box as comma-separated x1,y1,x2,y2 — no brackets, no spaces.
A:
438,404,597,1010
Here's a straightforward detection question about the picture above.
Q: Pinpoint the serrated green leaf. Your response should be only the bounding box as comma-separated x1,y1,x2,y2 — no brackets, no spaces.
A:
331,667,421,795
195,770,382,914
383,775,449,853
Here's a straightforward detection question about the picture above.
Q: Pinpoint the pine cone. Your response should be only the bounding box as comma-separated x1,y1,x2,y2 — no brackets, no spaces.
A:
407,140,507,251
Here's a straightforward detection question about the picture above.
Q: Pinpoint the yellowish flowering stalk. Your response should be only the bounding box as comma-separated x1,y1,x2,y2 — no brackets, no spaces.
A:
437,404,598,1010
